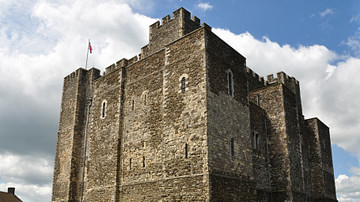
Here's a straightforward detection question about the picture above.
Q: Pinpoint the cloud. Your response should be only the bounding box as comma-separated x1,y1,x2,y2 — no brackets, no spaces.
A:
0,0,155,201
213,27,360,157
350,15,360,24
0,153,53,202
320,8,334,17
336,174,360,201
342,28,360,57
196,2,213,12
0,182,51,202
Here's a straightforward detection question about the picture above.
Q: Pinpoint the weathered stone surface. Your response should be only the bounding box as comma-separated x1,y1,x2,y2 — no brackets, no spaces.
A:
52,7,337,202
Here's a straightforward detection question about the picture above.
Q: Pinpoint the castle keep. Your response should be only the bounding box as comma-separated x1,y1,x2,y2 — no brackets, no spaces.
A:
52,8,337,201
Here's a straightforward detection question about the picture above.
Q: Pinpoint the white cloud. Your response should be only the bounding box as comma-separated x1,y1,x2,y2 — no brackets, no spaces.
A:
0,153,53,184
320,8,334,17
0,153,53,202
343,28,360,57
196,2,213,12
0,182,51,202
213,27,360,155
0,1,156,201
336,174,360,202
350,15,360,24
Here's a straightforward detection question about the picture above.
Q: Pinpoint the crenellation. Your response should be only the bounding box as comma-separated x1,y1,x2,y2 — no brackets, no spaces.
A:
192,16,200,26
128,55,138,65
246,67,266,90
202,22,212,30
162,15,171,24
53,7,337,202
264,71,300,94
267,74,275,83
105,63,116,75
116,58,128,68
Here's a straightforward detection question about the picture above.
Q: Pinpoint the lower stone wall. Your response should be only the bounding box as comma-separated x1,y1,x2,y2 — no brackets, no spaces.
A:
120,175,209,201
292,191,308,202
83,186,117,202
256,189,271,202
209,175,256,201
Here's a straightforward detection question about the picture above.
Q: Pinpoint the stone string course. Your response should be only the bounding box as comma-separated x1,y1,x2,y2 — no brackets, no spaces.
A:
52,7,337,202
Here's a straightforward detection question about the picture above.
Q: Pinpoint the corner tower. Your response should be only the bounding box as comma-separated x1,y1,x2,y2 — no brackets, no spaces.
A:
52,68,100,201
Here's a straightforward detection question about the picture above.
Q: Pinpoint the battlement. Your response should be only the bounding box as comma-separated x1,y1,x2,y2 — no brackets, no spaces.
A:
104,55,139,75
246,67,300,96
64,68,101,82
149,7,201,34
266,71,299,86
246,67,266,88
142,7,203,58
266,71,299,95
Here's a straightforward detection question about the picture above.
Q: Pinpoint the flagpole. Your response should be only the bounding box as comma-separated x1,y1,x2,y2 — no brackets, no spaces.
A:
85,39,90,70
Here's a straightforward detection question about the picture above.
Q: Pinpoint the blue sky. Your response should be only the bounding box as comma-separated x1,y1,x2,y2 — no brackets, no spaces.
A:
0,0,359,201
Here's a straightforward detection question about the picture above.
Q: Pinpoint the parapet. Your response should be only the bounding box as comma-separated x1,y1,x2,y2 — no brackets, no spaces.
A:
148,7,201,34
266,71,300,95
246,67,266,90
104,55,139,75
64,68,101,82
143,7,202,58
246,67,301,96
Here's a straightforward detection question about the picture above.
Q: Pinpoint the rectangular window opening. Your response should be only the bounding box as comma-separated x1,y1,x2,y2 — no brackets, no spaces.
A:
230,138,235,157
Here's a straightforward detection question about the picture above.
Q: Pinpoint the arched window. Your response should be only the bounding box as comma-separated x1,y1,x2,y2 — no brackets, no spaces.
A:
131,100,135,111
142,156,146,168
181,77,186,93
230,138,235,156
142,91,148,106
252,132,260,150
101,101,107,118
227,70,234,96
185,143,188,158
129,158,132,170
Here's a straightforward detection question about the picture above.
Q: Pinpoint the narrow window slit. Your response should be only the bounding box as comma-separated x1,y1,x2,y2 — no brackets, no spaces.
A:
102,101,106,118
181,77,186,93
230,138,235,156
227,71,233,96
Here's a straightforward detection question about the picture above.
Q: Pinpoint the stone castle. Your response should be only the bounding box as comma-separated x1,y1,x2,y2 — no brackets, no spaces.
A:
52,8,337,202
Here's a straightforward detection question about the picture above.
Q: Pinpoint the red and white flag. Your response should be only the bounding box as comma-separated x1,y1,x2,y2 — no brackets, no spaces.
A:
89,41,93,53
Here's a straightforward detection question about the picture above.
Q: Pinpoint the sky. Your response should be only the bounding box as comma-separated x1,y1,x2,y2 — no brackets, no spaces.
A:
0,0,359,201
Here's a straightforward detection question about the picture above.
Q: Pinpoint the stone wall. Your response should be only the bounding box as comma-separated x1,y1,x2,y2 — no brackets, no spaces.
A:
249,102,271,201
306,118,337,201
249,84,292,200
52,68,100,202
82,68,125,201
119,26,209,200
205,28,256,201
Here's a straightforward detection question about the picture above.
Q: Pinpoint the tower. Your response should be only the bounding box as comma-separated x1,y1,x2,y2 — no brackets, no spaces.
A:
52,7,337,202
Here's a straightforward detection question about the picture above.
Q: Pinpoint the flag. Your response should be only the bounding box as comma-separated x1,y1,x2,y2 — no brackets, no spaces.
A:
89,41,93,54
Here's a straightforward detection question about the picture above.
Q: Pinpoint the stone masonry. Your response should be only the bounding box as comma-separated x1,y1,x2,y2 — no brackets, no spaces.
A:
52,7,337,202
